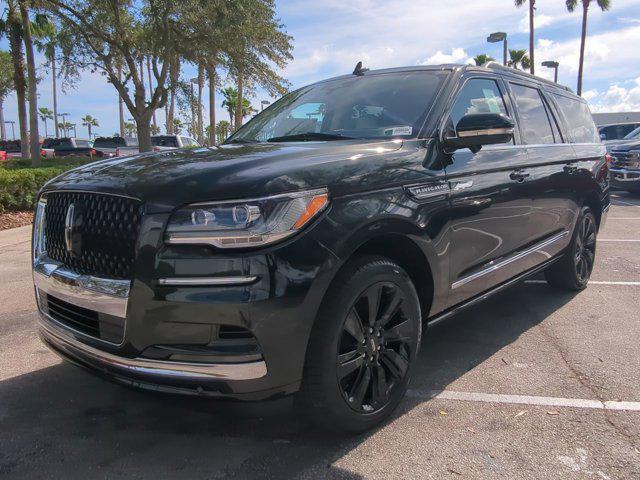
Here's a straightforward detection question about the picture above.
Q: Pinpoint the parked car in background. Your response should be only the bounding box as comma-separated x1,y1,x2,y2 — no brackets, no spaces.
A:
52,138,100,158
42,138,61,158
609,129,640,193
115,135,200,156
0,140,23,159
33,62,609,432
93,136,139,158
598,122,640,142
603,125,640,151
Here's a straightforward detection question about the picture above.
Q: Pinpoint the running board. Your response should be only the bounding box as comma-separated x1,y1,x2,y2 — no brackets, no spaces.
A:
427,255,562,329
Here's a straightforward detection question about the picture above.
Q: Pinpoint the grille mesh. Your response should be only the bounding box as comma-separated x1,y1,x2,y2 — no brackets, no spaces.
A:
44,192,142,279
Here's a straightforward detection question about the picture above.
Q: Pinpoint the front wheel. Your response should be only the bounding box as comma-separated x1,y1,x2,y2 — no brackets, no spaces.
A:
545,206,597,291
299,255,422,433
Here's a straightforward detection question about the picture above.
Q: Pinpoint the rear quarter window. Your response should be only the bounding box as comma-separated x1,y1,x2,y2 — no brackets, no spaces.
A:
553,94,599,143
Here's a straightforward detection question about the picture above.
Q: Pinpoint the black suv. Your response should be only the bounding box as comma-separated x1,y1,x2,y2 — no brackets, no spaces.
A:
33,63,609,432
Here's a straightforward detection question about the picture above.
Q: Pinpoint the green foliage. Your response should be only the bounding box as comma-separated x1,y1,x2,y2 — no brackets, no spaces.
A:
473,54,494,66
0,50,14,101
508,49,530,70
0,166,64,212
0,156,93,212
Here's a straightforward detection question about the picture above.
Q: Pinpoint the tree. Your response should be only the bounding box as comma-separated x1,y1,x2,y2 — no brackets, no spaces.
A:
473,54,494,66
172,118,183,134
41,0,184,152
0,51,14,141
515,0,535,74
220,87,255,130
123,121,136,137
1,0,30,158
150,124,160,135
18,0,41,164
508,49,531,70
566,0,611,96
81,114,98,137
58,121,73,136
38,107,54,137
223,0,292,130
215,120,230,144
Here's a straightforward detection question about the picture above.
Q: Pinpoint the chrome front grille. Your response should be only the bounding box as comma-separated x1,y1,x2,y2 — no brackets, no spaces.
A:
42,191,142,280
611,151,640,169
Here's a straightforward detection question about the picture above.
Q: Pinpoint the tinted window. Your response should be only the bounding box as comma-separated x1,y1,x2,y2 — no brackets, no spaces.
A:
450,78,508,127
510,84,555,144
624,126,640,140
55,139,73,149
553,94,599,143
42,138,59,148
94,137,126,148
152,136,178,147
230,71,448,142
75,140,90,148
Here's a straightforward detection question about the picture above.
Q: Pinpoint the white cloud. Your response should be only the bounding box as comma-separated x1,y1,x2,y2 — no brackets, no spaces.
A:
420,48,470,65
519,13,556,33
587,79,640,112
618,17,640,24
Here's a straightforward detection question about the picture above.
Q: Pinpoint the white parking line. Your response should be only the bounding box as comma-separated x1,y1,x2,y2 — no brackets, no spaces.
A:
407,389,640,411
609,217,640,220
612,200,640,207
525,280,640,286
598,239,640,242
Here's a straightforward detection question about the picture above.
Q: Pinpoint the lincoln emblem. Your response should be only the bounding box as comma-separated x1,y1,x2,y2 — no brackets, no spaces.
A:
64,203,75,253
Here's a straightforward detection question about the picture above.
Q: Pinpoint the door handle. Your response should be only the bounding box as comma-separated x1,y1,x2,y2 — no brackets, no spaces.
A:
509,170,530,182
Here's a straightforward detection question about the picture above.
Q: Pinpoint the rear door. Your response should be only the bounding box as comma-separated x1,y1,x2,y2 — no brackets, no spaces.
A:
505,81,576,247
443,75,532,306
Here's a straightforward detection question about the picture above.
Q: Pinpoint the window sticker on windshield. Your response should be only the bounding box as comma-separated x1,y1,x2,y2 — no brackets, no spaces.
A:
384,126,413,136
482,89,501,114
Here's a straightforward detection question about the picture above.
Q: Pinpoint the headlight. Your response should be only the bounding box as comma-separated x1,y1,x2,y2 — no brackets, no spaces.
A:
165,188,329,248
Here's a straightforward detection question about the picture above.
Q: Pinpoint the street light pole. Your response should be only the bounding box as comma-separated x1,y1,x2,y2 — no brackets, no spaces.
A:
542,61,560,83
487,32,508,66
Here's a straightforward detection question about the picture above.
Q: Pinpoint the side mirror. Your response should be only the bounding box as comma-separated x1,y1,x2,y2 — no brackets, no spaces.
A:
599,133,607,141
445,113,515,152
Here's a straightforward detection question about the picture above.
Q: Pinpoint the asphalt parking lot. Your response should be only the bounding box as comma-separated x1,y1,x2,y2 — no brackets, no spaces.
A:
1,192,639,479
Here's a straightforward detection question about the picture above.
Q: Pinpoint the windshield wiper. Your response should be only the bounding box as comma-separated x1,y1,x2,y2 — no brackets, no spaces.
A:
226,138,260,144
267,132,356,142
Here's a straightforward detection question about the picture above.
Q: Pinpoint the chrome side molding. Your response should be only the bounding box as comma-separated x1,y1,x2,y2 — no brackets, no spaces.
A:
452,230,569,290
158,276,258,286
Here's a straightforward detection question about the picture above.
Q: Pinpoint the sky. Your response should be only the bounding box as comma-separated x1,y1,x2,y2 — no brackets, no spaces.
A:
1,0,640,139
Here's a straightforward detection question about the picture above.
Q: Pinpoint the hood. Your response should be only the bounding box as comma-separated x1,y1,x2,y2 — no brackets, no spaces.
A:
42,139,427,212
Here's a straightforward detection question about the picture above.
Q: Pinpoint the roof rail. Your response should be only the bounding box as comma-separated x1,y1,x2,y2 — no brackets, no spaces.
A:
480,61,573,93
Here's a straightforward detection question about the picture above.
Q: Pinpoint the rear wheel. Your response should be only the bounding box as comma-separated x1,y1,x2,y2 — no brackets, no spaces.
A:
545,206,597,291
299,255,421,433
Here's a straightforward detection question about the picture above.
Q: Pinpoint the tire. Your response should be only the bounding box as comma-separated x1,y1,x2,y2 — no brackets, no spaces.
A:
544,206,597,291
299,255,422,433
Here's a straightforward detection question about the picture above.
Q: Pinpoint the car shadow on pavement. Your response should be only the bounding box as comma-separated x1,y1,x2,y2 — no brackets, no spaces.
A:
0,281,577,479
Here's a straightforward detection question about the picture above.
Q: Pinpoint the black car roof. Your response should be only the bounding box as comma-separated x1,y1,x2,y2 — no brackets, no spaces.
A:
311,61,576,97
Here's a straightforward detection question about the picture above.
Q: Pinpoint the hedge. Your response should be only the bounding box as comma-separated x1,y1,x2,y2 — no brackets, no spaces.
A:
0,167,66,213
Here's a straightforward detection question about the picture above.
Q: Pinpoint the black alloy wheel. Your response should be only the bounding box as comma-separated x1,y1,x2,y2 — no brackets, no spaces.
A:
574,212,597,283
337,282,412,413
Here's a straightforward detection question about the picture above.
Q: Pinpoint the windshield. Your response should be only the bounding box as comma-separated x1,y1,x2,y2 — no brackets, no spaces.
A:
623,126,640,140
152,136,178,147
94,137,126,148
228,71,448,143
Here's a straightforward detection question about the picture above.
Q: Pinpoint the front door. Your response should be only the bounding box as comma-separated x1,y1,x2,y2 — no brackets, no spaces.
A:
442,76,532,307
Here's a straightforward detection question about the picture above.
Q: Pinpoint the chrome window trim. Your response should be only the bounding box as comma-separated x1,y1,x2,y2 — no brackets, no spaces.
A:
452,230,569,289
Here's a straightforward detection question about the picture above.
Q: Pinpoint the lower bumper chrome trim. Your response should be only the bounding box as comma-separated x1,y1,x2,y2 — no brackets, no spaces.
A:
157,276,258,286
452,230,570,289
40,320,268,382
33,262,130,318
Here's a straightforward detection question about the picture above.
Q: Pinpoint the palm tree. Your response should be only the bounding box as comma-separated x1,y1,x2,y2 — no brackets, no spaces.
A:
58,121,73,137
221,87,238,129
18,0,41,164
566,0,611,96
150,124,161,135
33,14,60,138
515,0,536,74
473,54,495,66
508,49,531,70
81,115,99,137
38,107,54,137
215,120,230,144
172,118,183,134
124,121,136,137
0,51,14,141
